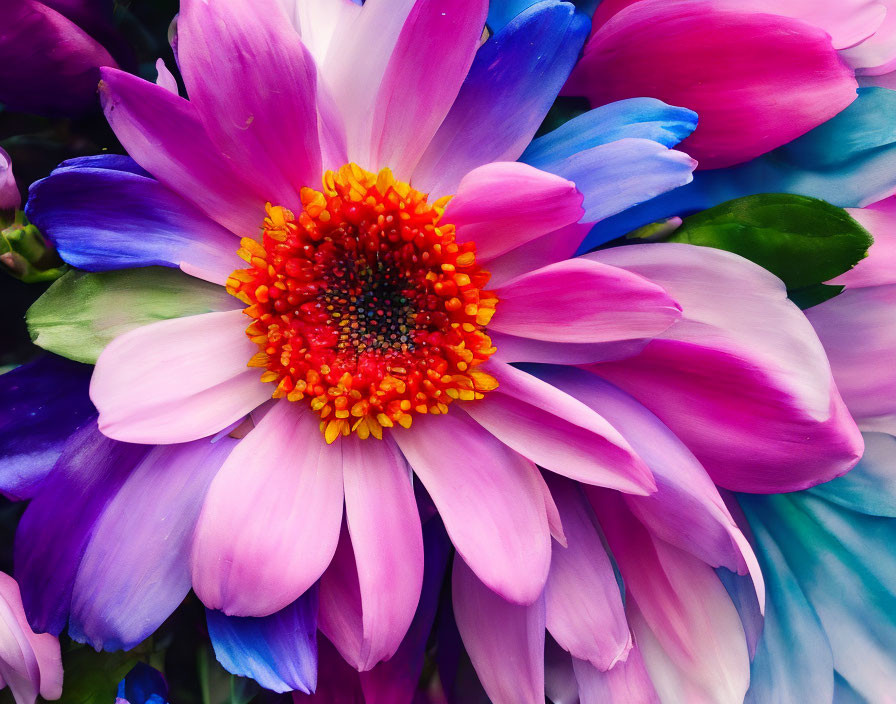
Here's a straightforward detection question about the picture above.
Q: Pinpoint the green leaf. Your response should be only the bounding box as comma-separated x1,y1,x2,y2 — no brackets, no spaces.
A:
55,646,141,704
27,267,236,364
198,646,258,704
665,194,873,291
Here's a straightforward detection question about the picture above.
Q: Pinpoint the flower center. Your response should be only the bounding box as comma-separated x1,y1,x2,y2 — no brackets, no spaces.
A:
227,163,498,442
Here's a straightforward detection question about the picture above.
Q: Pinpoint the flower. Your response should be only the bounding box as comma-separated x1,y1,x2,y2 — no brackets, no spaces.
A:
0,571,61,704
0,0,131,117
11,0,865,699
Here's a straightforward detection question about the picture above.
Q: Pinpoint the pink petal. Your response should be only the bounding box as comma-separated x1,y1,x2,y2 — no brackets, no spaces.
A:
485,222,592,289
0,594,40,704
490,331,648,366
178,0,321,202
589,243,863,493
573,648,659,704
154,58,178,95
807,284,896,432
0,573,61,703
442,162,584,261
836,197,896,288
318,523,364,671
490,258,682,343
540,367,763,597
393,411,550,605
90,310,271,444
191,401,343,616
841,0,896,73
99,68,265,236
369,0,487,176
452,557,545,704
462,362,655,494
544,475,631,671
591,493,750,704
337,436,424,670
288,0,362,67
569,0,858,169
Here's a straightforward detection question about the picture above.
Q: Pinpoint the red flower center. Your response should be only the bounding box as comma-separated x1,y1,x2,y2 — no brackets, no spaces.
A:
227,164,499,442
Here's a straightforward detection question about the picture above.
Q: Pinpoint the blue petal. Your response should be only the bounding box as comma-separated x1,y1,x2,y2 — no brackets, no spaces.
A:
207,586,318,694
584,87,896,249
807,433,896,518
121,663,168,704
540,137,696,222
415,1,590,194
25,162,239,281
53,154,150,177
740,491,896,701
738,498,834,704
0,355,94,500
487,0,597,31
521,98,698,168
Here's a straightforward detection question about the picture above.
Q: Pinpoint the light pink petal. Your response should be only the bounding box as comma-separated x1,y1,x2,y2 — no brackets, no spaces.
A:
442,162,584,261
573,648,659,704
462,362,655,494
337,435,423,670
539,366,763,597
154,58,178,95
452,557,545,704
0,147,19,211
808,284,896,432
89,310,270,444
592,493,750,704
318,523,364,672
0,573,61,703
0,595,39,704
191,401,343,616
393,411,550,605
544,475,631,670
842,0,896,73
319,0,416,167
178,0,321,202
287,0,362,67
569,0,858,169
536,471,567,547
485,222,592,289
490,332,648,366
99,68,265,236
836,197,896,288
490,258,682,343
369,0,487,176
589,243,863,493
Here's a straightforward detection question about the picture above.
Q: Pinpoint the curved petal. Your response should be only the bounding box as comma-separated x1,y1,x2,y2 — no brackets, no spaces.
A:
206,588,317,694
393,410,550,605
69,437,237,650
90,310,271,444
490,331,648,366
413,1,589,195
807,284,896,430
544,475,631,670
26,164,241,284
0,586,41,704
593,493,750,704
463,362,655,494
178,0,321,201
0,0,117,117
452,557,545,704
529,138,695,223
573,648,659,704
0,356,94,501
484,222,592,289
333,435,424,670
837,197,896,288
567,0,858,169
99,68,265,236
0,147,19,211
589,243,863,493
442,162,584,261
368,0,487,176
490,257,681,343
521,98,697,167
15,422,149,635
191,401,343,617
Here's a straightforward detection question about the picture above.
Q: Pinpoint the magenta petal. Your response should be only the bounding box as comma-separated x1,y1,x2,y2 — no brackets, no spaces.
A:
591,493,750,703
544,475,631,671
318,524,364,674
490,258,682,343
589,243,863,493
394,411,550,605
99,68,265,236
90,310,272,444
369,0,487,176
463,362,655,494
191,401,343,617
178,0,321,201
452,557,545,704
443,162,584,260
331,436,423,671
568,0,858,169
485,222,592,288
